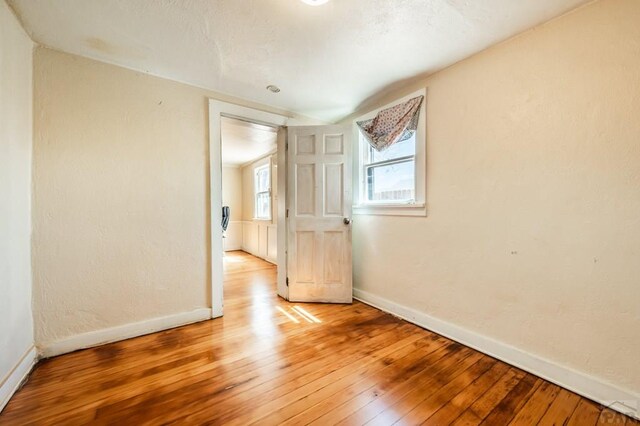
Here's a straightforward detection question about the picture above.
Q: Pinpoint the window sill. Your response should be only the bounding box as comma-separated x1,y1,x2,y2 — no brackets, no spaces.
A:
353,202,427,217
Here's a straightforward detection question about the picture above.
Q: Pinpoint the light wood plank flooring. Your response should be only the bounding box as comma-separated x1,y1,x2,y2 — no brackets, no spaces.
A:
0,251,635,425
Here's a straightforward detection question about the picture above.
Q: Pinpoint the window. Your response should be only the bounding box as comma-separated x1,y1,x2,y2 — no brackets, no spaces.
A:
354,88,427,216
254,164,271,220
362,133,416,203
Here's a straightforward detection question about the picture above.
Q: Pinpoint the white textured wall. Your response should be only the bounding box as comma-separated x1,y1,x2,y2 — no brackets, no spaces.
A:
222,166,243,222
32,47,295,347
347,0,640,395
222,166,243,251
0,0,34,387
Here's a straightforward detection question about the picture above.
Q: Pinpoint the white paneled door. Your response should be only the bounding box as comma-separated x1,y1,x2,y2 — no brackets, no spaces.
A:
287,126,352,303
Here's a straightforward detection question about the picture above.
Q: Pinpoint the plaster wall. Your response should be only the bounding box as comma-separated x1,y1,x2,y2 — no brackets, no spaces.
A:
32,47,296,346
222,166,242,221
222,165,243,251
346,0,640,396
0,0,34,398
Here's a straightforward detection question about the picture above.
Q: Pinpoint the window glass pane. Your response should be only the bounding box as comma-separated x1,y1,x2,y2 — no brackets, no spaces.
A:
256,166,270,192
368,133,415,163
366,160,415,202
256,192,270,219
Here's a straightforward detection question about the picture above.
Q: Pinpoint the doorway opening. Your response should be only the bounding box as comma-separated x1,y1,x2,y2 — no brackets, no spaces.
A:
209,101,290,318
220,117,281,307
210,100,354,319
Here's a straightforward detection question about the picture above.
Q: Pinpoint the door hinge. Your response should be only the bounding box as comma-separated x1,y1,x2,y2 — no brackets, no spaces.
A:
286,209,289,218
286,277,289,286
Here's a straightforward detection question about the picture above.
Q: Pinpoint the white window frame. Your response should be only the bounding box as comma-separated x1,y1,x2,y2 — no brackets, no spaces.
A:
254,163,271,220
353,88,427,216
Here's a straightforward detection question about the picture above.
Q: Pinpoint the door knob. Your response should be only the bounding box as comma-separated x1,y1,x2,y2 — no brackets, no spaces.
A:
343,218,351,225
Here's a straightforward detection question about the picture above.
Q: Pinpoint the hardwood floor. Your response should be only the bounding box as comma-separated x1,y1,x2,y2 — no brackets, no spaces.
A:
1,251,635,425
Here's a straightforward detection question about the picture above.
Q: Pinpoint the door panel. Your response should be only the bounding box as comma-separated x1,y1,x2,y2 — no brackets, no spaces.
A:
296,231,315,283
287,125,352,303
295,164,315,216
296,134,316,154
324,134,344,154
323,231,344,283
324,163,343,216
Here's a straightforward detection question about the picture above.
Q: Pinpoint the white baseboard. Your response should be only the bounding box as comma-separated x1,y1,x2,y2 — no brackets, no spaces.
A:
39,308,212,358
0,346,37,413
353,288,639,420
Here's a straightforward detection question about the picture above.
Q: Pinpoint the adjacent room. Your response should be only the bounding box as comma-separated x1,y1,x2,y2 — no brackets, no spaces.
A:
1,0,638,424
220,116,283,313
221,117,279,265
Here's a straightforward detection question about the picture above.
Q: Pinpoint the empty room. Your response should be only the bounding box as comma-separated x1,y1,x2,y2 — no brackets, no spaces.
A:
1,0,638,424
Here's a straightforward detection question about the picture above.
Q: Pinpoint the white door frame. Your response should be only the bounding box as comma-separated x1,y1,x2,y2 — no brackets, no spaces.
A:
209,100,307,318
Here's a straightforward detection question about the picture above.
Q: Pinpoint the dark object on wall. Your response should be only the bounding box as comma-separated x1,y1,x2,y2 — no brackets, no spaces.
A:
222,206,230,232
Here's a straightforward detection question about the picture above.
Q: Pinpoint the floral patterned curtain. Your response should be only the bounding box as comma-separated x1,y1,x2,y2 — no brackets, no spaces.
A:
356,95,424,152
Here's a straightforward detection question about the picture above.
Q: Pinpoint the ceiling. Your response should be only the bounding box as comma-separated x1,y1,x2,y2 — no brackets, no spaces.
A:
9,0,590,122
221,117,277,166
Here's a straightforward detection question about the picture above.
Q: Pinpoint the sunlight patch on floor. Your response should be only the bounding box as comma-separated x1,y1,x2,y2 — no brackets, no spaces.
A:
276,306,300,323
293,306,322,323
223,255,243,263
275,306,322,324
